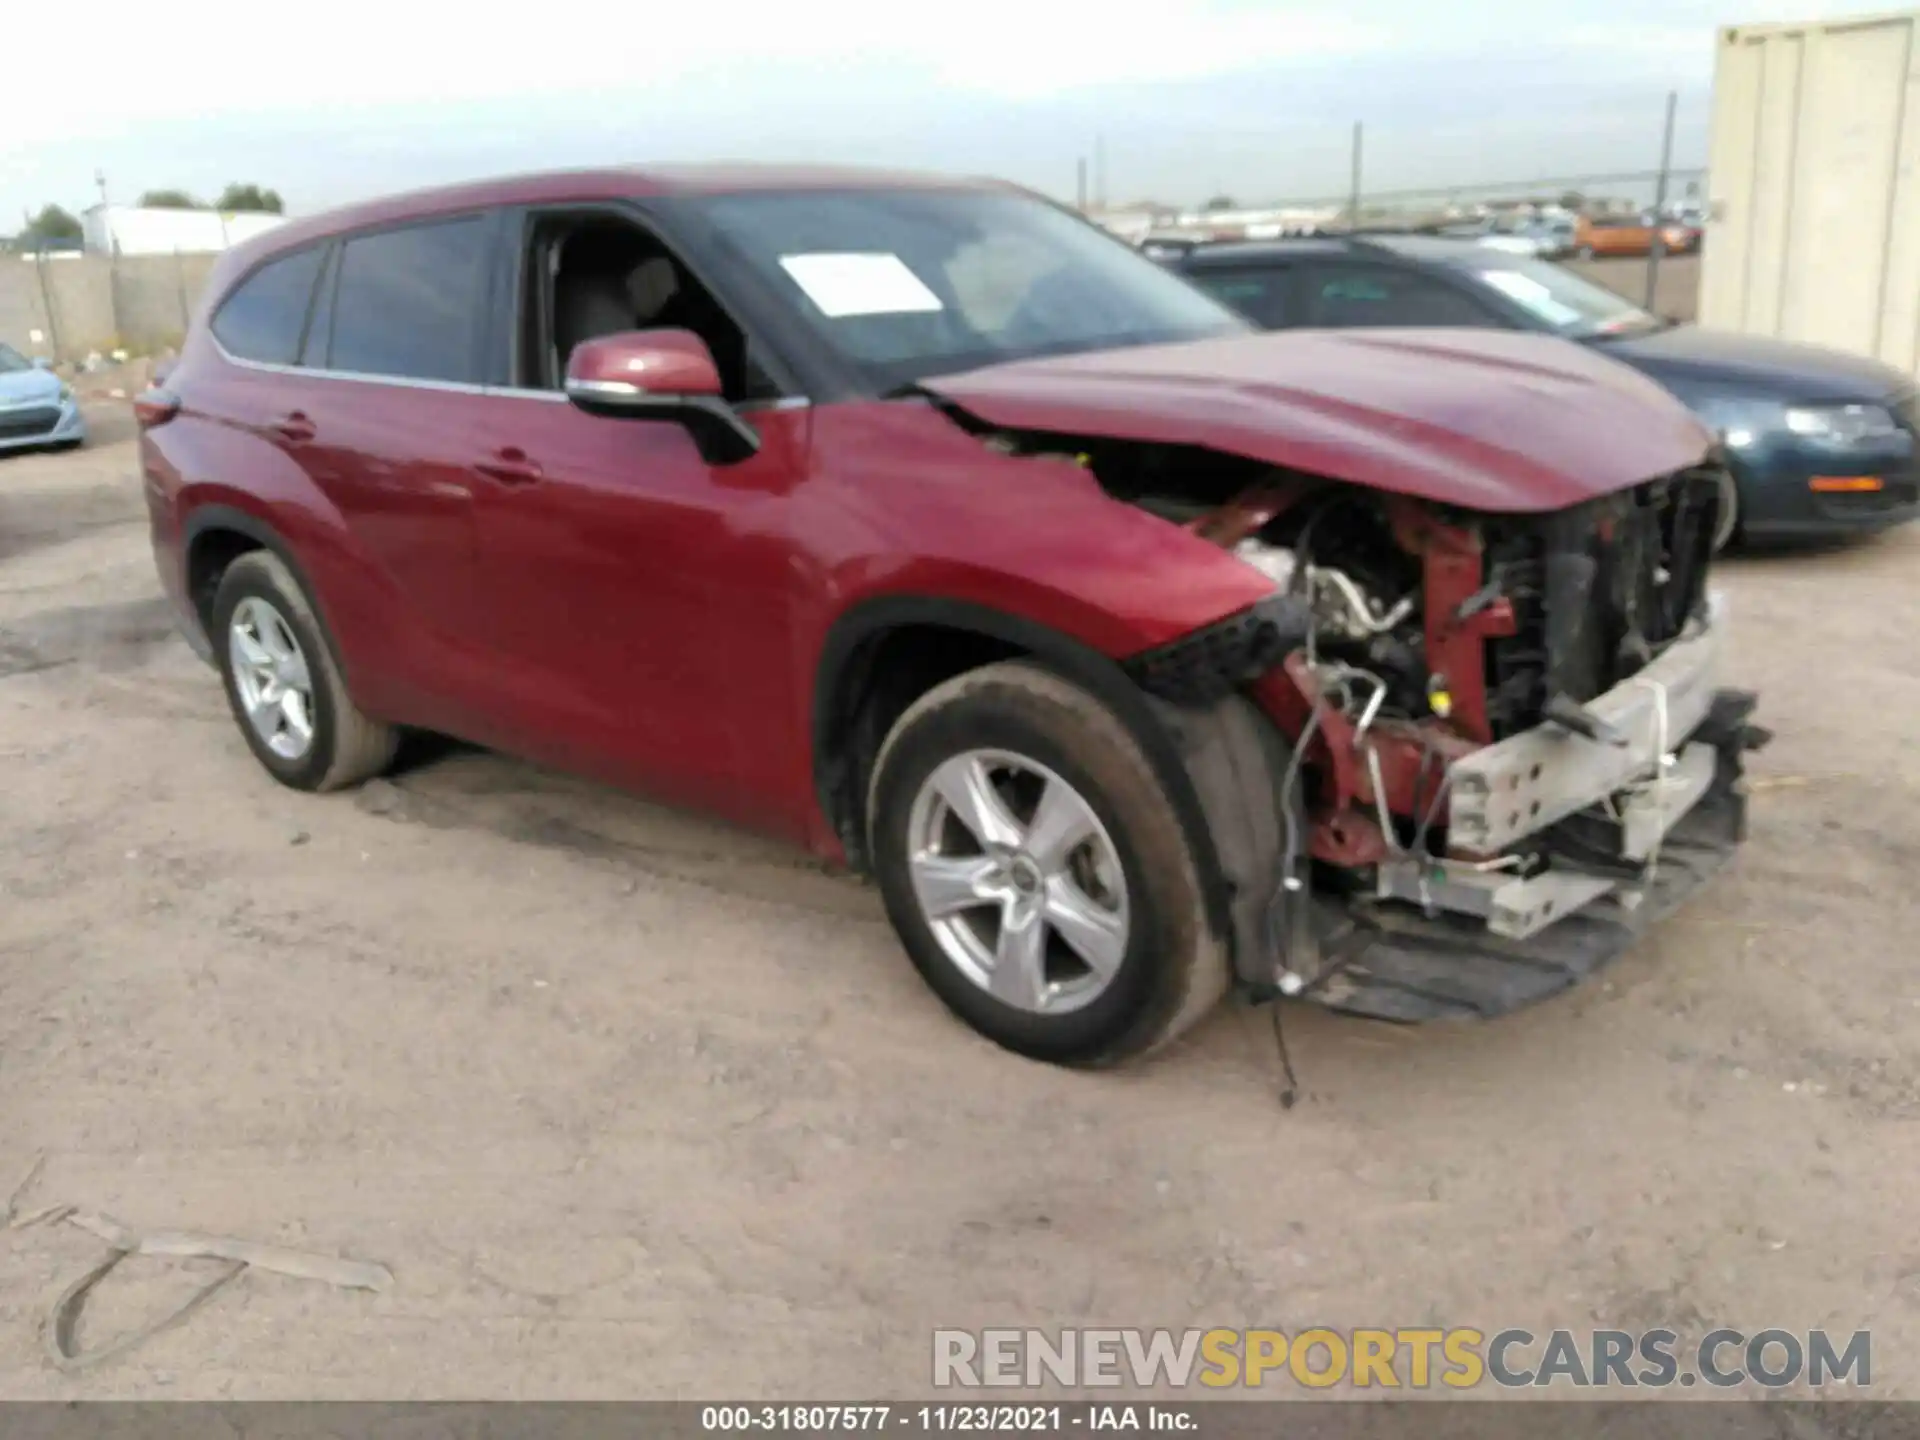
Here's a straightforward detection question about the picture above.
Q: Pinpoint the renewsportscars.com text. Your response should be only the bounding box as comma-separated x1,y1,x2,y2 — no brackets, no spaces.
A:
932,1327,1872,1390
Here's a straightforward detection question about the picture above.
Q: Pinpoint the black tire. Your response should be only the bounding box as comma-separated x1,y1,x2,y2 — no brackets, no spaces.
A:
1712,468,1742,553
210,550,398,792
867,661,1227,1067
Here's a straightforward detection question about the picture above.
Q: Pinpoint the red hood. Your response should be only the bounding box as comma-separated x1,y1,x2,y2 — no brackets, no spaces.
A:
921,328,1714,513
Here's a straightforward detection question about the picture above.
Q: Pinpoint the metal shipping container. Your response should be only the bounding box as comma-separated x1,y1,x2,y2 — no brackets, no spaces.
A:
1700,8,1920,380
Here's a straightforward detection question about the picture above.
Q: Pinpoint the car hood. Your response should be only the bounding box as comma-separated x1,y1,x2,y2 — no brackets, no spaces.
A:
921,328,1712,514
0,368,61,406
1592,324,1913,403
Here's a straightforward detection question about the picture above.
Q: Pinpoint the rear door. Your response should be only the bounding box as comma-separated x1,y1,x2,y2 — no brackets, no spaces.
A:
287,211,511,728
1184,263,1299,328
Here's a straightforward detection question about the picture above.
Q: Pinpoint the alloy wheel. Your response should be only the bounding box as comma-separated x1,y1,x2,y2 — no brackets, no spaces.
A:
228,596,316,761
904,749,1130,1015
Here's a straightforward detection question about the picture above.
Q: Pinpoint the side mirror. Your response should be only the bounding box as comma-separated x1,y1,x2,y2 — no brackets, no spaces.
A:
563,328,760,465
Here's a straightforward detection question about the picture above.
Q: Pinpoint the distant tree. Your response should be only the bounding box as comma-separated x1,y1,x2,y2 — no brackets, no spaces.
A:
1203,195,1237,212
20,204,83,247
1558,190,1587,211
137,189,204,210
214,183,284,214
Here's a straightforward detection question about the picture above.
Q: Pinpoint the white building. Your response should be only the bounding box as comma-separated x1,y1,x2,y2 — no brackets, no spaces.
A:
81,205,287,257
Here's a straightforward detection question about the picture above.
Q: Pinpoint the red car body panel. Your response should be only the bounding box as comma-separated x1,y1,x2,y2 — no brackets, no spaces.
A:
924,328,1713,512
143,164,1713,876
147,376,1279,861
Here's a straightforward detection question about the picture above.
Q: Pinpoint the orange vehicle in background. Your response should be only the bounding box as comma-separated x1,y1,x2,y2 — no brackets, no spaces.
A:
1575,214,1699,258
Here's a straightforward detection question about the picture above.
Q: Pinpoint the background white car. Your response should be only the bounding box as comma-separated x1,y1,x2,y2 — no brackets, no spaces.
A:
0,341,86,454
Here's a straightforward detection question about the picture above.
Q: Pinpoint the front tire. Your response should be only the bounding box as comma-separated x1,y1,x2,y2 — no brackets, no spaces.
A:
211,551,398,791
1712,469,1741,553
868,661,1227,1067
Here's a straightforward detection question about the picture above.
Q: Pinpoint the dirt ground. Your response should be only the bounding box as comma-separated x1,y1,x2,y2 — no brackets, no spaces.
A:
1572,254,1700,323
1,400,1916,1402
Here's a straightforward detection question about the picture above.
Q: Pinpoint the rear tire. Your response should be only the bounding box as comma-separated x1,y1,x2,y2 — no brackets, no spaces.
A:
867,661,1227,1067
211,551,398,792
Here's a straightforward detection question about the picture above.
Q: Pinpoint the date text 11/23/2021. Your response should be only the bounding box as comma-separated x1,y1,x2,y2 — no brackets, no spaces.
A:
701,1407,1196,1433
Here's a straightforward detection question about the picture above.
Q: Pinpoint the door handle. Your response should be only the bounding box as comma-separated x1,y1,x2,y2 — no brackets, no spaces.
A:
474,446,543,486
272,411,316,444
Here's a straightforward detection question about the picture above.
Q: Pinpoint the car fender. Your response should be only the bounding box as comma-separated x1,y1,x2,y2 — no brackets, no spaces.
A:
180,499,360,677
176,475,413,719
809,591,1250,966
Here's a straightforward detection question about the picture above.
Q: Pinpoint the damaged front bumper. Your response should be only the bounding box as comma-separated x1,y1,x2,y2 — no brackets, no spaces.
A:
1310,598,1768,1021
1317,691,1759,1021
1150,589,1767,1024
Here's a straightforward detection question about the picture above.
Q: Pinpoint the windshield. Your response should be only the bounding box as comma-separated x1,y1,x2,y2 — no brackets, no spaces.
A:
1461,254,1664,339
684,188,1248,391
0,342,30,373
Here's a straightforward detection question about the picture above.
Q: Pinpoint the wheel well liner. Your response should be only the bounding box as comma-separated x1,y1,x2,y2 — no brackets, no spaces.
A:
811,597,1235,958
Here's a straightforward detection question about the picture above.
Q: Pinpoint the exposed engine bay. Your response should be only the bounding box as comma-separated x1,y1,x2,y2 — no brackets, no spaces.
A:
981,433,1436,716
971,425,1771,1022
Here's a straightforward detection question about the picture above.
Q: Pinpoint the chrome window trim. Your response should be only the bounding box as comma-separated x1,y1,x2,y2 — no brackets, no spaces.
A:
565,378,645,401
210,338,813,411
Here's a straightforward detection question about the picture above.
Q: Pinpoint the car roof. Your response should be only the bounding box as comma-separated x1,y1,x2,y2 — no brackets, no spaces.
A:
1179,234,1496,269
1178,237,1359,266
227,164,1020,269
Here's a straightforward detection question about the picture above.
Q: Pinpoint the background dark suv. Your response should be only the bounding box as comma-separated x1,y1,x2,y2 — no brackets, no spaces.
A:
1162,235,1919,548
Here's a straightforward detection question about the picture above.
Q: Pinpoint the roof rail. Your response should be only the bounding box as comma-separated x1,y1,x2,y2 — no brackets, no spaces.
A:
1138,235,1209,256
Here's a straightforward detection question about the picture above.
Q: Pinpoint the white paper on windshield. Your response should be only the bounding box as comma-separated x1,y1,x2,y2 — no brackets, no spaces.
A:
778,252,944,318
1478,269,1584,328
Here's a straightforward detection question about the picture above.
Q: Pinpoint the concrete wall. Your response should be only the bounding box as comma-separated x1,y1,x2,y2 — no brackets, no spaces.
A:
1,251,222,362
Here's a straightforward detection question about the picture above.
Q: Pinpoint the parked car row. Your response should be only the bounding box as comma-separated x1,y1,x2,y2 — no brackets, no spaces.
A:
1437,214,1577,259
137,165,1782,1071
1157,234,1916,547
1573,213,1702,259
1425,211,1700,261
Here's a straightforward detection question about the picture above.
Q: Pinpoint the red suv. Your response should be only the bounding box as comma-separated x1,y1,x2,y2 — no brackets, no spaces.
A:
140,166,1767,1066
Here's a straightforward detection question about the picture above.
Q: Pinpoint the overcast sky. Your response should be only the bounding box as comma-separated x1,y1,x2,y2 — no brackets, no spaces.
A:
1,0,1878,224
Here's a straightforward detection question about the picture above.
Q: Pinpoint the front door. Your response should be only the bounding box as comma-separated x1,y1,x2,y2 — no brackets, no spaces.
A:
468,209,811,836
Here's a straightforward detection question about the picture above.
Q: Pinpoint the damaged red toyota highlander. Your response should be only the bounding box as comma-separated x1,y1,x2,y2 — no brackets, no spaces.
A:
139,167,1769,1065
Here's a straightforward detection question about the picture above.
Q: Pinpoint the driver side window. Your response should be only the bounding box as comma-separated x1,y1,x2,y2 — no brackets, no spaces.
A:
518,212,783,404
943,231,1060,330
943,230,1140,347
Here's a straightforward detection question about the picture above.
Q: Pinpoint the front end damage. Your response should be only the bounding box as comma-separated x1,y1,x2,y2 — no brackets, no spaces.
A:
989,430,1770,1022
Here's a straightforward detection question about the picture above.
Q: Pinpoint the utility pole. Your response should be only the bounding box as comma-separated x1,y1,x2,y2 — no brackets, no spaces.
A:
1077,158,1089,212
1349,122,1364,229
1094,134,1107,210
1645,90,1678,311
95,169,108,208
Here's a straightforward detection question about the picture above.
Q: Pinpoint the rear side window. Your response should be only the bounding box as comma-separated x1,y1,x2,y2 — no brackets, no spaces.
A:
210,246,328,364
1191,267,1294,327
1298,264,1501,329
322,217,492,383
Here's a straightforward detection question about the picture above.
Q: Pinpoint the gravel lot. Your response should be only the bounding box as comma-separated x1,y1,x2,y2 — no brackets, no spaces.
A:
1571,254,1700,323
1,399,1915,1401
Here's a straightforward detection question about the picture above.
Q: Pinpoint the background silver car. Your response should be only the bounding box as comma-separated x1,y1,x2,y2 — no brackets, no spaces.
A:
0,341,86,454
